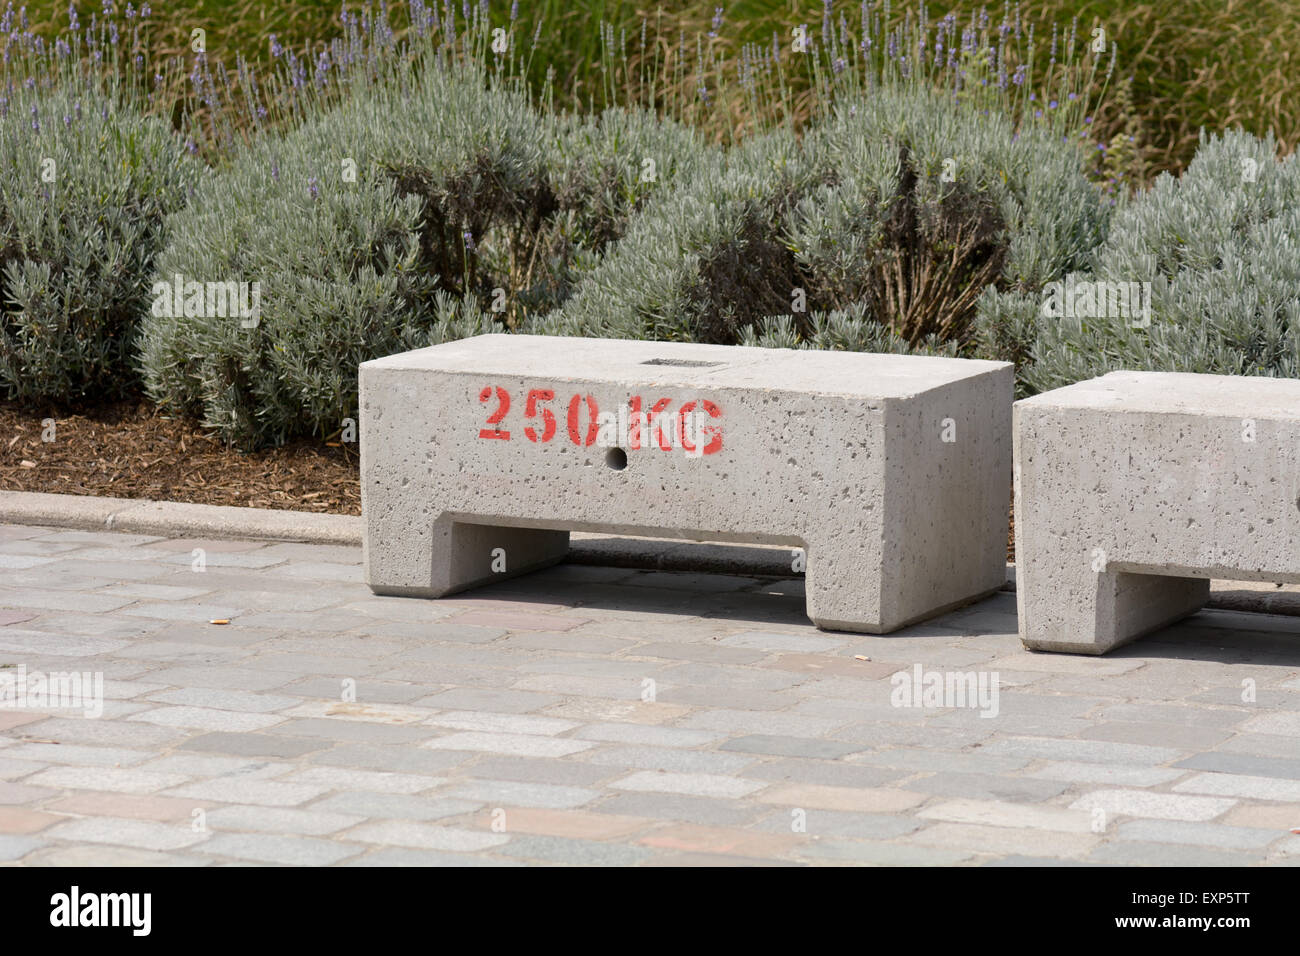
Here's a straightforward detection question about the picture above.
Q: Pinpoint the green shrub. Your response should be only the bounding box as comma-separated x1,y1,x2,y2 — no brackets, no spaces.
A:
0,80,196,403
534,106,706,305
998,130,1300,393
533,126,814,343
546,82,1106,353
137,59,557,448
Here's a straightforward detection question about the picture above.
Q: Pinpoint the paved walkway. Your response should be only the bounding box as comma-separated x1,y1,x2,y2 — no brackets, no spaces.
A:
1,522,1298,866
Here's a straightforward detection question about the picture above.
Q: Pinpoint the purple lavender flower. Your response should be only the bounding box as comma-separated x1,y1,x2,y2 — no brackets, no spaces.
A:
269,33,282,57
1012,64,1026,86
308,177,319,200
126,2,135,18
270,158,280,181
708,6,722,39
463,229,475,251
30,104,39,132
67,2,78,30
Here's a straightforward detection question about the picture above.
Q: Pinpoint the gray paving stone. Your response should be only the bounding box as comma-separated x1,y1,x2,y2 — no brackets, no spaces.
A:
1114,819,1281,849
280,677,437,704
426,711,579,736
44,817,208,851
906,772,1070,803
498,834,656,866
1217,733,1300,760
623,642,766,665
1087,842,1266,866
1173,751,1300,780
147,687,300,713
847,748,1029,774
579,746,756,775
739,759,906,790
570,723,723,749
756,809,922,840
308,745,470,775
423,732,594,758
24,846,209,867
677,709,845,738
180,733,329,758
344,848,522,866
981,855,1102,867
146,665,294,691
0,835,43,861
272,718,437,744
205,806,366,835
282,766,445,794
718,631,847,652
460,757,620,788
2,743,154,767
196,833,363,865
611,771,765,799
1070,789,1236,822
979,736,1185,766
163,778,330,807
1024,761,1187,787
1172,772,1300,802
592,792,768,827
416,688,557,713
23,766,191,794
792,840,971,865
718,735,865,760
312,792,483,821
440,779,601,810
345,821,509,852
1077,721,1233,751
13,717,185,749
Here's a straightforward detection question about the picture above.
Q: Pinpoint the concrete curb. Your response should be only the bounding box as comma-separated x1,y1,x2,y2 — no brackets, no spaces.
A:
2,490,1297,617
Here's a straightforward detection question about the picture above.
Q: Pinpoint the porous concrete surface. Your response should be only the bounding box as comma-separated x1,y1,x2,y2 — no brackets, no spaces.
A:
360,334,1013,633
1,522,1299,866
1016,371,1300,654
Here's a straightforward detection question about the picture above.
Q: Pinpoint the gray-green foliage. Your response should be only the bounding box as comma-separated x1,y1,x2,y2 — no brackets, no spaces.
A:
0,80,195,402
1007,130,1300,393
547,83,1106,354
138,59,554,447
535,125,809,344
740,305,959,356
542,107,705,284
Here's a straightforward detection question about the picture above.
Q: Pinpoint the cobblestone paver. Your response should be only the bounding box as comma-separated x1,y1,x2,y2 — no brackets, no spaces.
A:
2,523,1299,866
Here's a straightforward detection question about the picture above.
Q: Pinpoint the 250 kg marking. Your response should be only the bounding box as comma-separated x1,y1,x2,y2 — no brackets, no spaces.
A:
476,386,723,454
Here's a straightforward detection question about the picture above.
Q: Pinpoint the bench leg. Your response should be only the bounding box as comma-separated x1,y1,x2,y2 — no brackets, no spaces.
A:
803,540,887,634
366,512,569,598
1018,562,1208,654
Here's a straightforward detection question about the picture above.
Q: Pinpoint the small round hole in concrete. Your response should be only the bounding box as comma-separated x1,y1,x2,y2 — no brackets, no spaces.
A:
605,448,628,471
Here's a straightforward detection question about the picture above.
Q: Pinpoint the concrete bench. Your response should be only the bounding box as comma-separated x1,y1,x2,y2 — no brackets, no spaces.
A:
360,334,1012,633
1015,370,1300,654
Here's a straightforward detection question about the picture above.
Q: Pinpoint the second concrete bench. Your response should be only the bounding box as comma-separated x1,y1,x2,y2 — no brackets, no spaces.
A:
1015,370,1300,653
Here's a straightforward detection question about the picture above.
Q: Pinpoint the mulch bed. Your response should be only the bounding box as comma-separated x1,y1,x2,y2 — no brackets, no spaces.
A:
0,400,360,515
